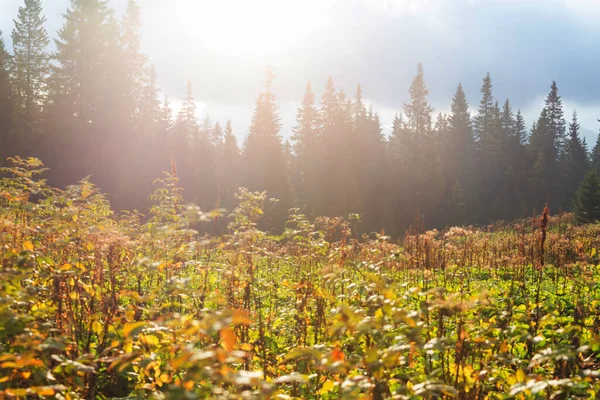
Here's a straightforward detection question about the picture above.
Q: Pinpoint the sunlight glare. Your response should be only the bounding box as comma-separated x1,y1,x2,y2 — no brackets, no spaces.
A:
177,0,330,57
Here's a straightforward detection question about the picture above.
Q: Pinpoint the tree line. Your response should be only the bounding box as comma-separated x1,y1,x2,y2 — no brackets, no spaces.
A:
1,0,599,235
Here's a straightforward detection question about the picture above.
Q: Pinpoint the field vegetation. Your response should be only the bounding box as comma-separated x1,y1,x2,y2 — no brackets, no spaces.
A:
2,157,600,399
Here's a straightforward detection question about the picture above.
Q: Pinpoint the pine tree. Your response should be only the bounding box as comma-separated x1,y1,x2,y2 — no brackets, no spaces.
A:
243,67,292,230
471,73,497,222
360,104,385,232
562,111,588,208
474,73,494,148
173,80,199,148
515,110,527,145
528,109,555,209
218,120,241,208
403,63,432,136
210,122,224,147
11,0,49,137
544,81,566,157
317,77,358,218
171,80,199,200
591,131,600,174
121,0,147,136
400,63,440,225
0,31,15,162
445,83,473,191
47,0,125,192
291,82,320,215
573,170,600,224
50,0,122,125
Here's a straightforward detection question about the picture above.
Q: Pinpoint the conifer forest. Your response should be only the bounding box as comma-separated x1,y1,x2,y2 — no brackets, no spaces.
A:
2,0,600,399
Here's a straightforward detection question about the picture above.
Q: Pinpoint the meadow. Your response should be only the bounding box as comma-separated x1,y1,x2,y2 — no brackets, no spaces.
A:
2,157,600,399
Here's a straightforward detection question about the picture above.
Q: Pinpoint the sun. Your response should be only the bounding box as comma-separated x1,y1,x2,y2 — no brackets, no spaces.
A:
173,0,329,58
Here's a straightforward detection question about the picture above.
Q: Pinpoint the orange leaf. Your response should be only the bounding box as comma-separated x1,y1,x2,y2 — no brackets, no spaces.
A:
332,347,345,362
220,327,236,352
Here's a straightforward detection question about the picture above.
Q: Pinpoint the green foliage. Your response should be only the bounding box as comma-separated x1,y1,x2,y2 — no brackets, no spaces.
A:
2,159,600,399
573,170,600,224
11,0,49,134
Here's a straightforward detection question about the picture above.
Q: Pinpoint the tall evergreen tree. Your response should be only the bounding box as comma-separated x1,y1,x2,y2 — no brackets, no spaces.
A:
400,63,440,225
474,73,494,149
403,63,432,136
47,0,125,192
544,81,566,157
171,81,199,199
291,82,320,215
573,170,600,224
445,84,473,186
562,111,588,208
591,130,600,174
0,31,14,162
243,68,292,230
528,109,555,209
11,0,49,140
217,120,241,208
121,0,146,137
317,77,358,218
514,110,527,145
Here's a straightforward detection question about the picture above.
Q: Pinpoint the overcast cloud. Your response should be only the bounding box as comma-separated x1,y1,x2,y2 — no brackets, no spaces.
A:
1,0,598,141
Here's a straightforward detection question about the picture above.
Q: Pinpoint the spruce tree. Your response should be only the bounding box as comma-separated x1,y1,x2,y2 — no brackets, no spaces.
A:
403,63,432,136
591,129,600,174
474,73,494,148
514,110,527,145
317,77,358,218
544,81,566,157
528,109,555,209
291,82,320,215
445,83,473,192
47,0,124,191
0,31,14,162
573,170,600,224
11,0,49,137
171,81,199,201
243,68,292,230
471,74,500,221
401,63,440,225
562,111,588,208
121,0,146,135
218,120,241,208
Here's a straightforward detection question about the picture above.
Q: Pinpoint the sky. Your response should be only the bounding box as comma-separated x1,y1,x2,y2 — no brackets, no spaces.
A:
1,0,599,143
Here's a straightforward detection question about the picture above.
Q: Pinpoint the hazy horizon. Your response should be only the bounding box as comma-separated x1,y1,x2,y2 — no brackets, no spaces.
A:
1,0,599,142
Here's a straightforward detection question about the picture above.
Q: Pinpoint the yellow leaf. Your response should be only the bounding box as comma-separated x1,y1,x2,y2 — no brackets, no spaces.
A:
141,334,159,346
220,327,236,352
92,321,103,335
499,341,508,353
319,380,335,394
21,371,31,379
516,369,525,383
240,343,253,351
24,241,34,250
34,387,56,396
123,321,146,338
